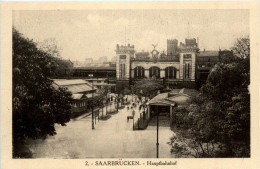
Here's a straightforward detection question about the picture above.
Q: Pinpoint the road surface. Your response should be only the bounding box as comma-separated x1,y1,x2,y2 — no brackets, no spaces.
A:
26,101,175,158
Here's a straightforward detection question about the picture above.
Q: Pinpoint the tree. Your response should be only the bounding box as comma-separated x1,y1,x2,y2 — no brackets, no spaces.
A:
132,79,163,99
219,50,237,64
12,28,72,157
37,38,73,78
169,37,250,157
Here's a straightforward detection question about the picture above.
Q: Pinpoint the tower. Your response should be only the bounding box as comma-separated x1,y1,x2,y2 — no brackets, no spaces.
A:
115,44,135,90
167,39,178,56
179,38,198,82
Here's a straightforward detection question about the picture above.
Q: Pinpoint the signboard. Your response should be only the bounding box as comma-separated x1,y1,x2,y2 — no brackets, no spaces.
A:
184,54,192,59
120,55,126,59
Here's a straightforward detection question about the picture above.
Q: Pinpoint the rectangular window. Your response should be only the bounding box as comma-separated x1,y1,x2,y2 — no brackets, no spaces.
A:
120,64,125,78
187,63,190,78
119,64,122,78
184,63,190,79
123,64,125,77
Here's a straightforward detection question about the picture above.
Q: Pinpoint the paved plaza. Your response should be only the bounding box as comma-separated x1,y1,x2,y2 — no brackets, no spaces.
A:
26,101,175,158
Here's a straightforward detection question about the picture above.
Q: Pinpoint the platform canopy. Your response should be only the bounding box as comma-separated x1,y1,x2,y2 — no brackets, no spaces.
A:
147,90,192,106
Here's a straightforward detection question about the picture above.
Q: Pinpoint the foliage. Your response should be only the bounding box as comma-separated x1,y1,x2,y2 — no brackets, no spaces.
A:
37,38,73,78
132,79,163,98
169,37,250,157
87,94,104,108
51,58,73,78
219,50,237,64
231,37,250,59
123,88,131,95
12,28,73,157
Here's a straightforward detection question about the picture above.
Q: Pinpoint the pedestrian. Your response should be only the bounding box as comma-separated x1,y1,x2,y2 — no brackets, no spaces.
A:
132,110,135,116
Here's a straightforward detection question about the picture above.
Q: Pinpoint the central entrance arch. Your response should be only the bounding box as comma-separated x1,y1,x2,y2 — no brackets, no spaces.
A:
149,66,160,78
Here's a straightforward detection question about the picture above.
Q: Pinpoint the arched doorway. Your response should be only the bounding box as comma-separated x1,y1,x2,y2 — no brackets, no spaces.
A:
165,66,176,79
149,66,160,78
134,66,145,79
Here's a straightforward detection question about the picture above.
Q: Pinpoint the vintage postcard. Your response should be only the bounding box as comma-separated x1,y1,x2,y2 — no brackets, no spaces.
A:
1,1,259,169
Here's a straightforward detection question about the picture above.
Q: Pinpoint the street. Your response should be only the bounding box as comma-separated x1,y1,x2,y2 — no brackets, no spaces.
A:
26,100,175,158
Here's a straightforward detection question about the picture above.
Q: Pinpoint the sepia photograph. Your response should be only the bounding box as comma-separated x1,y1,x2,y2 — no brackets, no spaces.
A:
1,1,259,169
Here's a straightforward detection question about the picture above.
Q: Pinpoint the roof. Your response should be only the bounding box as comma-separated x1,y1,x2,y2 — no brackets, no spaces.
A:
54,79,88,86
93,83,116,86
72,94,85,100
86,93,100,98
166,94,191,105
65,84,93,94
73,67,116,70
147,88,195,106
146,93,172,105
197,51,219,57
53,79,97,94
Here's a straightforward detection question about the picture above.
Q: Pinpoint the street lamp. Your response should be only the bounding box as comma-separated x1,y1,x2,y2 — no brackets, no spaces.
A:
117,96,119,112
132,109,135,131
156,105,159,158
89,73,95,130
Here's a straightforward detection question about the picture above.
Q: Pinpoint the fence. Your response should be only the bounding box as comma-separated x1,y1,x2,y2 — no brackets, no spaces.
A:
133,109,150,130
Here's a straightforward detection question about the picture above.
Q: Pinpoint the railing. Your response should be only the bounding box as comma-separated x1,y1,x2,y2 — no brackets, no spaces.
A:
133,109,150,130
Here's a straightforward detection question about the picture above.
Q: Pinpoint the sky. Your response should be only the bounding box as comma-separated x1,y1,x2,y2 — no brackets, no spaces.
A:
13,10,249,61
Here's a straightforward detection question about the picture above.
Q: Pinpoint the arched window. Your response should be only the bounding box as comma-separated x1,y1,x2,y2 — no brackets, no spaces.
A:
134,66,145,79
149,66,160,78
165,66,176,79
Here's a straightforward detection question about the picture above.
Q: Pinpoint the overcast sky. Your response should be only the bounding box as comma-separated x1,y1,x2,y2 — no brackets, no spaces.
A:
13,10,249,61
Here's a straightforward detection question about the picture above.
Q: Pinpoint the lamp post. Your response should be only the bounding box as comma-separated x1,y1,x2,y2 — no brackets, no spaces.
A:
156,105,159,158
117,96,119,112
89,73,95,130
132,109,135,131
109,100,111,113
130,86,133,102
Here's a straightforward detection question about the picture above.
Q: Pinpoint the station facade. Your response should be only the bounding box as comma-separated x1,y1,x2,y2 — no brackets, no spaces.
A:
116,38,219,90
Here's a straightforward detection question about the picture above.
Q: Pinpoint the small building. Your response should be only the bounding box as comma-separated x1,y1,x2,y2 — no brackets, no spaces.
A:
146,88,196,122
53,79,99,114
